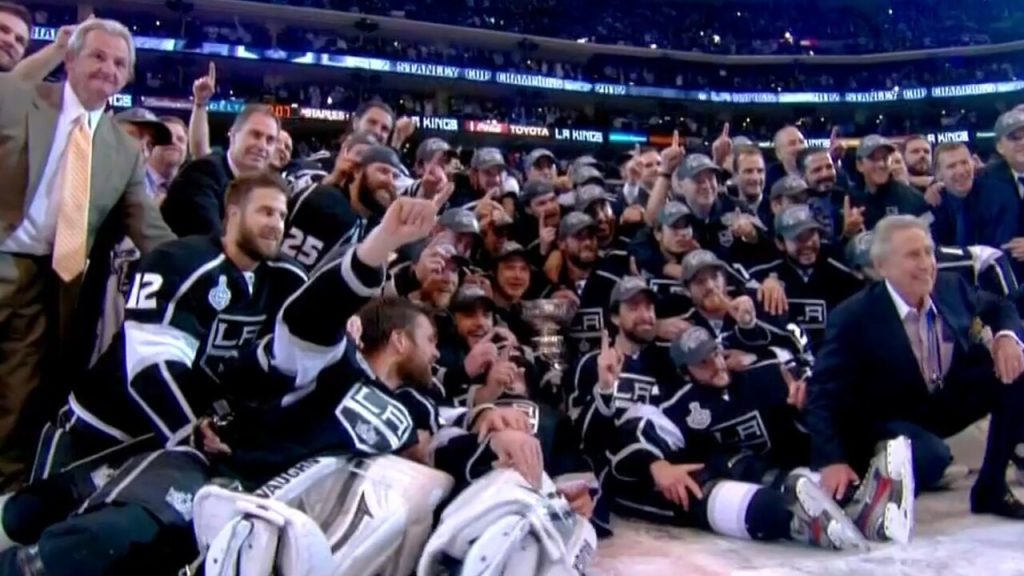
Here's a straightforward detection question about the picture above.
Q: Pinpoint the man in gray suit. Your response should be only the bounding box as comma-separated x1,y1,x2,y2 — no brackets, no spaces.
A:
0,18,174,481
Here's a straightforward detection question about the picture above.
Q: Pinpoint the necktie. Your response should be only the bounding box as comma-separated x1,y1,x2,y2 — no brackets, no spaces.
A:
52,115,93,281
903,309,928,383
1016,176,1024,199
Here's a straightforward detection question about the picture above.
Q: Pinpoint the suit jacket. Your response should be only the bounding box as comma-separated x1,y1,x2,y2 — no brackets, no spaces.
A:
160,151,234,237
0,77,174,263
930,186,985,247
976,157,1024,245
806,273,1021,468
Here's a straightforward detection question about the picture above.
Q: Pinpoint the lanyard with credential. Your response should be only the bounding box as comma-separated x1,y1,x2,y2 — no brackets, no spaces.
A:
926,308,943,388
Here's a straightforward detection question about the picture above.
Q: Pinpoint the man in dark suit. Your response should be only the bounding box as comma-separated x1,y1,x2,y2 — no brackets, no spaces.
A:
159,104,279,237
0,19,175,479
808,215,1024,519
930,142,987,248
976,109,1024,278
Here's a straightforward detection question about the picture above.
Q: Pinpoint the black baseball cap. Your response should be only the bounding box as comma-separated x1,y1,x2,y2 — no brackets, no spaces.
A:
681,249,728,283
525,148,557,168
845,231,874,271
610,276,656,308
558,212,598,241
670,326,721,368
856,135,896,160
451,284,495,313
678,154,724,181
571,166,605,188
775,204,823,241
995,109,1024,141
495,241,530,263
471,148,507,171
361,145,408,175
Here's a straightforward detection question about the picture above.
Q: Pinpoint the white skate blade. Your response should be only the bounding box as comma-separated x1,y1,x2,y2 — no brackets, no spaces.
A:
882,437,915,544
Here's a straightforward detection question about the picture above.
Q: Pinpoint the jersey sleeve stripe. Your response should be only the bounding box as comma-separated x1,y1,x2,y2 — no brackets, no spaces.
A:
123,320,200,380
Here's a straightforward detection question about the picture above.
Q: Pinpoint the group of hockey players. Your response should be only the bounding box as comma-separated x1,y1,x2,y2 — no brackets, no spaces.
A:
3,91,1024,576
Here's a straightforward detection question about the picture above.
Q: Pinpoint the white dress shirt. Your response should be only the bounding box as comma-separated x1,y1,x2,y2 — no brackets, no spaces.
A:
1,86,104,255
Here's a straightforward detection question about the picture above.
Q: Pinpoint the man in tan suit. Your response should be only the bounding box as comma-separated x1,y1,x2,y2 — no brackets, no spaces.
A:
0,18,174,481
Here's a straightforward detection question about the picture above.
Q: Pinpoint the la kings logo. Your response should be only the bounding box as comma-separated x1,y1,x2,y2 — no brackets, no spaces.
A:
494,399,540,434
711,410,771,454
612,374,659,412
569,307,604,353
337,383,413,454
200,314,265,382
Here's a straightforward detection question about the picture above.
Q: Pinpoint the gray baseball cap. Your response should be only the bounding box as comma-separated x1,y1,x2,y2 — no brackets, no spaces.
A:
575,184,614,212
610,276,656,308
437,208,480,235
856,135,896,160
114,108,173,146
471,147,507,171
495,241,530,262
681,249,727,283
415,137,454,165
775,204,823,241
670,326,721,368
845,231,875,271
525,148,557,168
770,175,813,200
995,109,1024,141
571,166,606,188
558,212,598,240
451,284,495,313
520,179,556,205
732,136,754,147
659,201,694,228
679,154,724,181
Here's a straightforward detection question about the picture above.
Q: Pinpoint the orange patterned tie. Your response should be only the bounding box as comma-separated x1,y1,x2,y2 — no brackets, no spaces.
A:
52,115,92,281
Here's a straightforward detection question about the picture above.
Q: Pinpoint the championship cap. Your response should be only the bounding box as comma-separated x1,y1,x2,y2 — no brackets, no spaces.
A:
670,326,721,368
609,276,656,308
856,135,896,160
571,166,606,188
113,108,173,146
994,109,1024,141
659,201,694,228
451,283,495,313
495,241,530,262
360,145,408,176
678,154,724,181
575,184,614,212
437,208,480,235
525,148,557,168
415,137,454,165
520,179,556,205
770,175,813,200
681,249,727,283
775,204,824,241
558,212,598,240
845,231,875,271
471,147,507,171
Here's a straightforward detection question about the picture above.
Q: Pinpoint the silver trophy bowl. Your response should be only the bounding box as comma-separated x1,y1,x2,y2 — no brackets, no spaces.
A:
521,298,578,381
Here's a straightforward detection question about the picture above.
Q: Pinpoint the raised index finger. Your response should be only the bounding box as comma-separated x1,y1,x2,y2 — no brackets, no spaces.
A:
831,126,840,141
843,194,851,214
721,122,730,138
672,129,680,149
601,329,610,353
208,61,217,83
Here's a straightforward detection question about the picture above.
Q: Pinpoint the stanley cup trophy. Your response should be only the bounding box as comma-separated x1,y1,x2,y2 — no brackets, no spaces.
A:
521,298,578,391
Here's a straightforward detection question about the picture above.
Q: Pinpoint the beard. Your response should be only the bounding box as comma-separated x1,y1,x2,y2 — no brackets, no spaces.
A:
237,224,280,262
623,324,655,345
396,355,433,388
566,250,597,271
699,291,730,316
358,177,395,216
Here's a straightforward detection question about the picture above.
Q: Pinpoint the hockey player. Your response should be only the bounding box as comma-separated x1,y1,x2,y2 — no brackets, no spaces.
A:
747,205,863,347
569,276,678,535
608,326,914,549
678,249,809,367
280,144,411,272
0,192,473,576
0,171,308,567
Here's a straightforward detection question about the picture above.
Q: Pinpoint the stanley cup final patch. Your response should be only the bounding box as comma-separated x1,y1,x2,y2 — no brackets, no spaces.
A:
164,487,195,522
208,275,232,311
685,402,711,430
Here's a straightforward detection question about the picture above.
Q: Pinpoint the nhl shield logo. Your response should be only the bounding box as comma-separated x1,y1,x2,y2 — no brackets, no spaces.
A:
685,402,711,430
208,275,232,311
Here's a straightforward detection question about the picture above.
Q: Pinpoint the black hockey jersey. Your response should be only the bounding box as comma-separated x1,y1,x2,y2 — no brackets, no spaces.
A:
282,182,371,272
71,234,307,447
746,255,863,347
611,363,810,485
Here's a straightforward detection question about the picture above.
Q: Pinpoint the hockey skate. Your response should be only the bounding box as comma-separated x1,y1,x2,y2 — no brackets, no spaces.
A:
844,435,915,544
784,472,868,551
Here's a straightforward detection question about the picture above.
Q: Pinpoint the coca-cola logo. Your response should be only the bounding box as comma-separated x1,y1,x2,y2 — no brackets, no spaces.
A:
466,121,508,134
